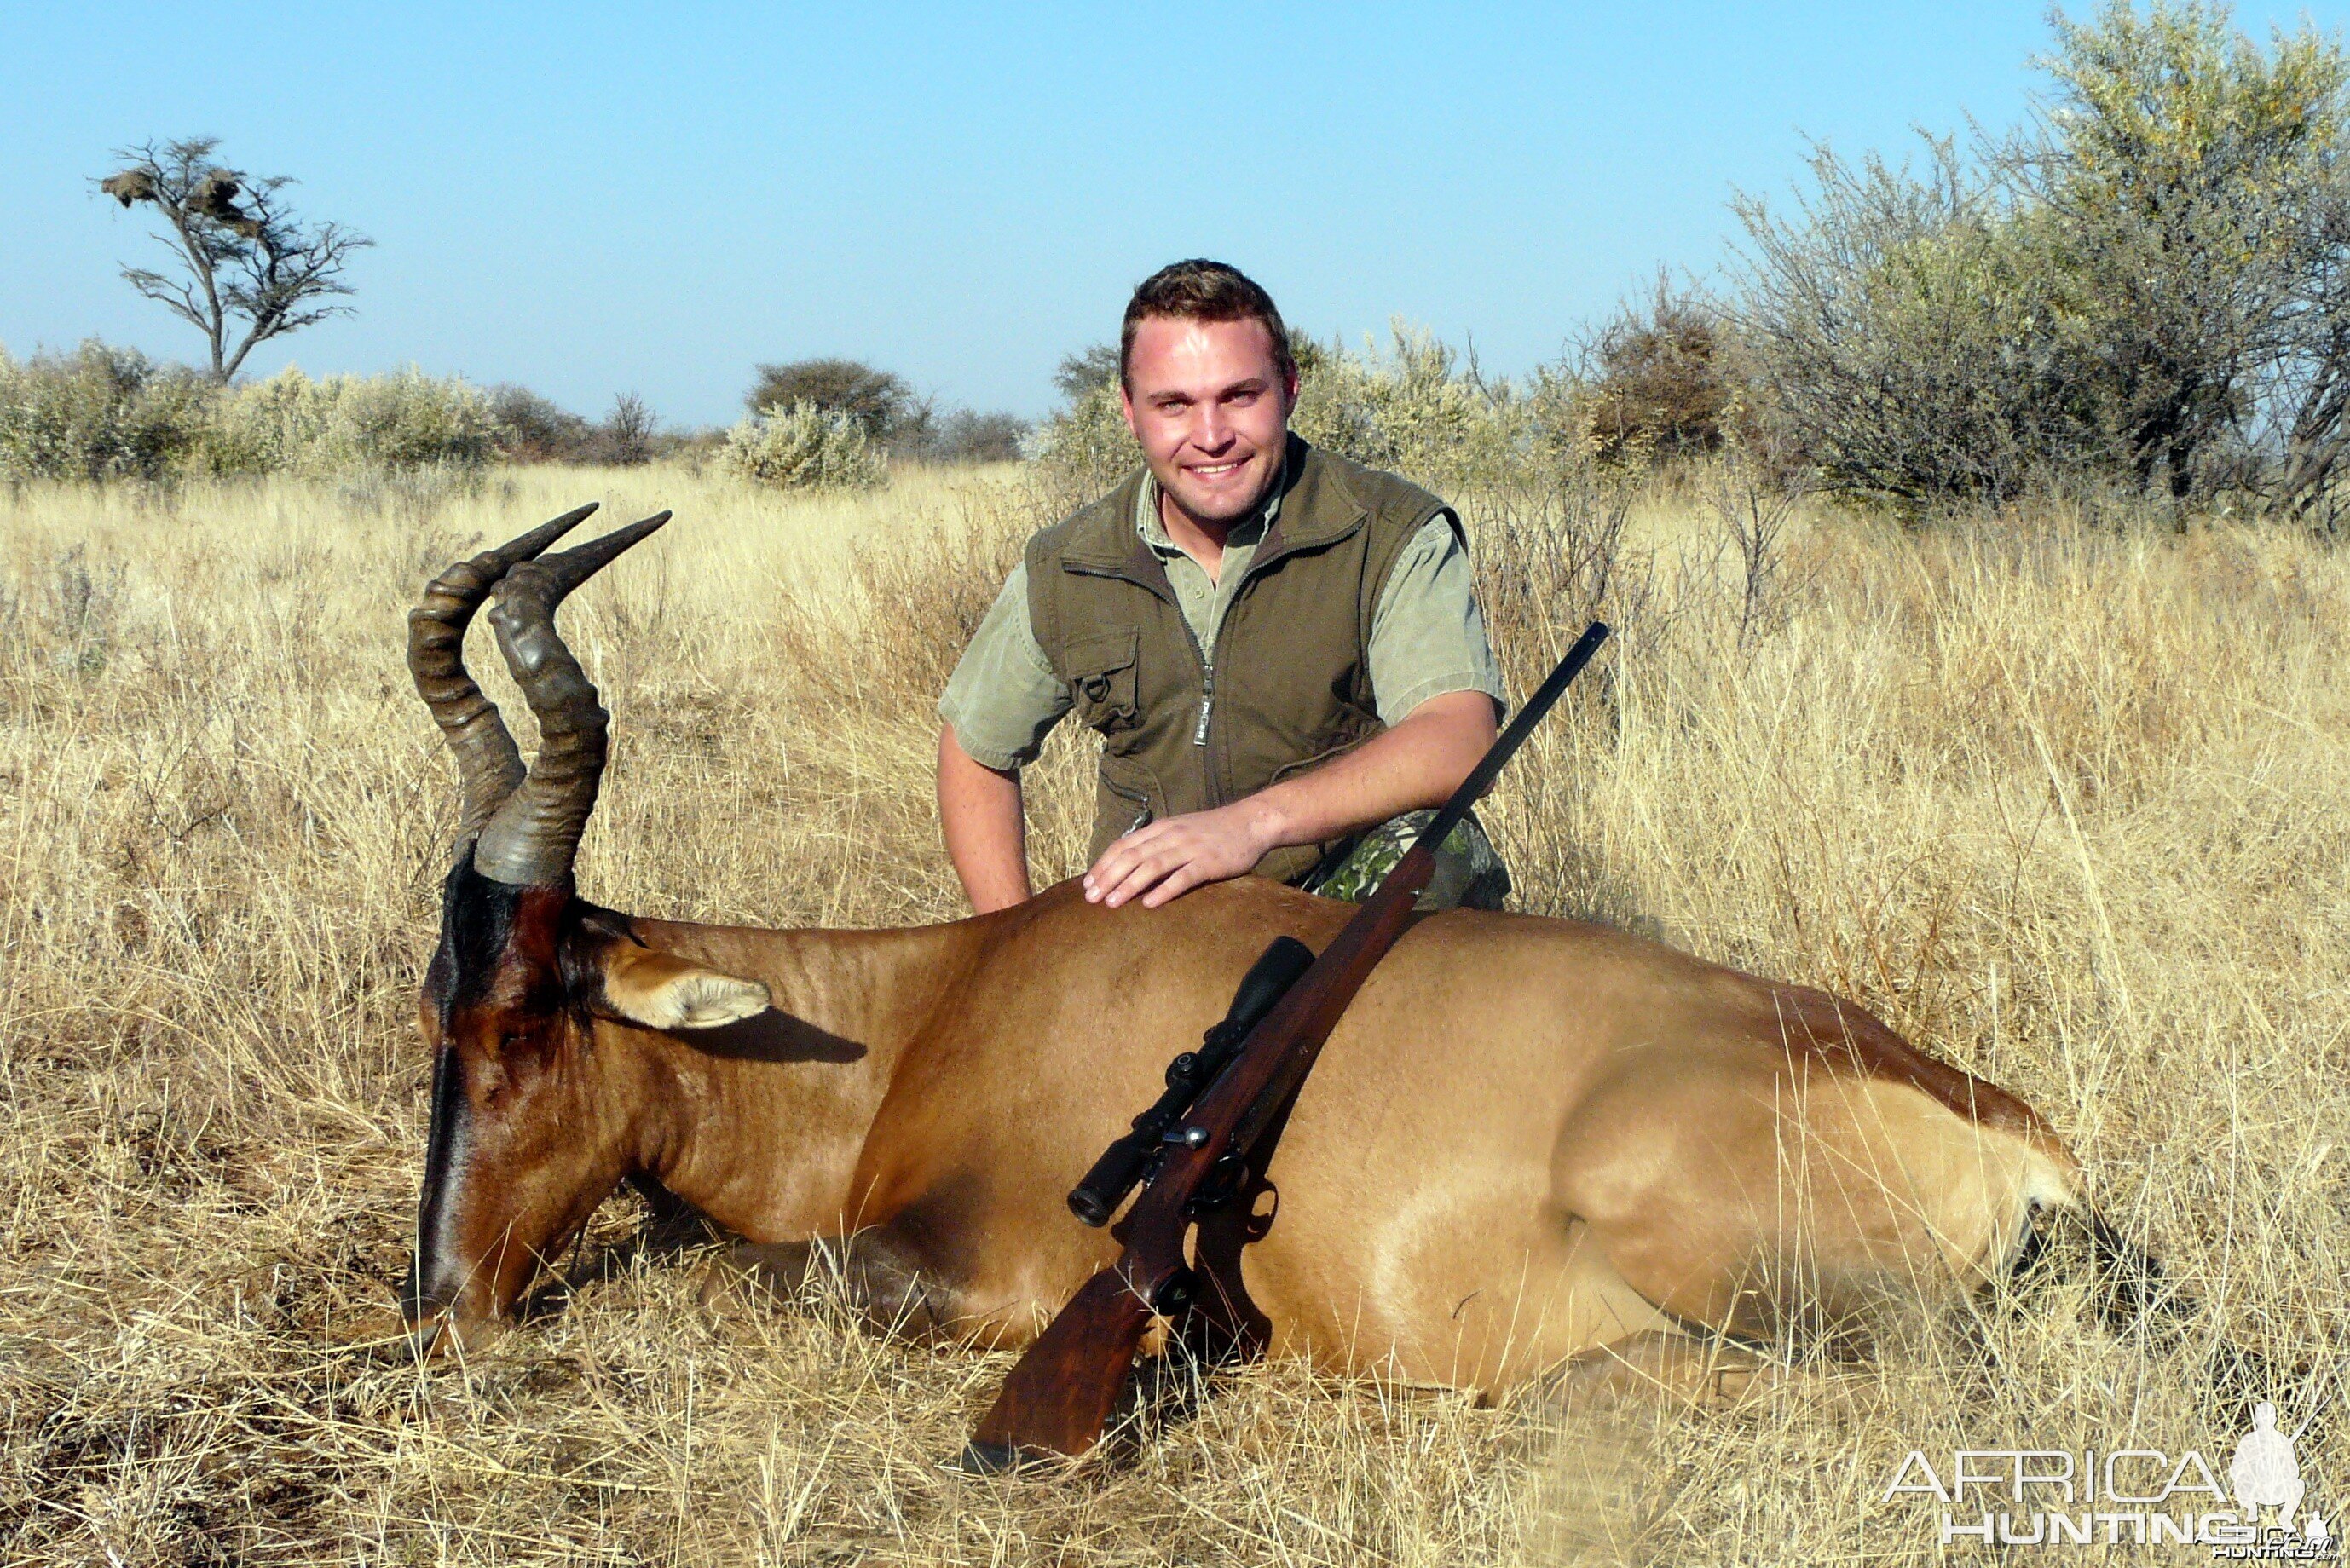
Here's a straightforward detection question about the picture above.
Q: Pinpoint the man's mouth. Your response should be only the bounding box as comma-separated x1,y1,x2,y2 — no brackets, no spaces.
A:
1187,458,1248,480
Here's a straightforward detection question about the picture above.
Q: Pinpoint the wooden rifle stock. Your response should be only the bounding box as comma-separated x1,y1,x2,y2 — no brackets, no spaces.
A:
962,621,1612,1472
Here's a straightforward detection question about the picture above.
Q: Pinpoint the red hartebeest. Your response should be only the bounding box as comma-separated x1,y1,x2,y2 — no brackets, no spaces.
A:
404,507,2112,1400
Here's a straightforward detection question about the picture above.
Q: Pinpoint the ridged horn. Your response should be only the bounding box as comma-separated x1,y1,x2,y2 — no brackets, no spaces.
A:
471,511,671,886
407,504,600,841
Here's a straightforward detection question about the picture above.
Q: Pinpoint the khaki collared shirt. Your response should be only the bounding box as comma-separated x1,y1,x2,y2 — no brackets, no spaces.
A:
940,464,1503,770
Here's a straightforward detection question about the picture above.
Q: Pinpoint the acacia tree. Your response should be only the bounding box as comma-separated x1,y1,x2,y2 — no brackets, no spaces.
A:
97,137,371,383
2004,2,2350,505
1735,2,2350,517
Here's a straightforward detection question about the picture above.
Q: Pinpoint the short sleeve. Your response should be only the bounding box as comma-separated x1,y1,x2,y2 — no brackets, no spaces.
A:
1366,516,1506,724
937,561,1071,769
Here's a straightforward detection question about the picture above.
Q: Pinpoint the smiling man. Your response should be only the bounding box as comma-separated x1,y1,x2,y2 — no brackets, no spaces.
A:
937,259,1509,914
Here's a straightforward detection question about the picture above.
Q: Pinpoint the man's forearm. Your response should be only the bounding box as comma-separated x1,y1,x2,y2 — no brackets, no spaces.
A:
937,726,1032,913
1241,689,1498,850
1079,689,1498,909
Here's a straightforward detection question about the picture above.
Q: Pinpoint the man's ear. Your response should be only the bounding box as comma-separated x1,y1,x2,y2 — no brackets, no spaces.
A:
595,944,771,1030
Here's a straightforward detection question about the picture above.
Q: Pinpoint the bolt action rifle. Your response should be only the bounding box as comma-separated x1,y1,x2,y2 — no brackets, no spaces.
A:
962,620,1612,1472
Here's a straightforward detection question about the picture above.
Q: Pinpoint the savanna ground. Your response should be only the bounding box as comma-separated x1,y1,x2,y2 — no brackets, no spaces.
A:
0,457,2343,1565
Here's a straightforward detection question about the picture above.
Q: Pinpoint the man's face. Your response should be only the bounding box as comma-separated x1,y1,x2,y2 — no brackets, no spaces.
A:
1121,314,1297,530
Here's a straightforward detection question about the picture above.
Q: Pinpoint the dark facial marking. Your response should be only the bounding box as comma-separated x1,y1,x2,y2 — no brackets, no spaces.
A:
424,852,530,1034
410,850,576,1318
407,1041,471,1316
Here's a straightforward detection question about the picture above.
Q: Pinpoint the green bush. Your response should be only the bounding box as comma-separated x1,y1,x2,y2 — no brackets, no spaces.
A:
0,341,213,481
1290,326,1540,489
1025,379,1134,493
745,359,932,451
719,402,888,490
1734,141,2096,505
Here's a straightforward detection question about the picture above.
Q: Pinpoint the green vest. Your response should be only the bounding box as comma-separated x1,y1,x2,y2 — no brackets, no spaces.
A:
1025,434,1458,885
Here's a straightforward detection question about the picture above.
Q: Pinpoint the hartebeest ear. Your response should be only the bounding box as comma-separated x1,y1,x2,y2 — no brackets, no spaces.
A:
596,945,771,1030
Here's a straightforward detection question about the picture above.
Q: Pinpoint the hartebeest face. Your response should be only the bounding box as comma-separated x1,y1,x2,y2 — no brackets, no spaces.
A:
401,506,765,1342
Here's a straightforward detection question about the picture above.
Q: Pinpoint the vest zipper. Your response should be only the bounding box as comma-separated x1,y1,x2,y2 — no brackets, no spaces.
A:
1194,530,1297,755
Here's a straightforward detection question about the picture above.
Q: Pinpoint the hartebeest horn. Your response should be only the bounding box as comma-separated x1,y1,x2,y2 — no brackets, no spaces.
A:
407,504,601,841
471,511,671,887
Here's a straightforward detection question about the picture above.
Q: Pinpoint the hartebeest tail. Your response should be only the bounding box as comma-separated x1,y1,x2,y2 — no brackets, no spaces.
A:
401,509,2144,1414
2010,1200,2187,1340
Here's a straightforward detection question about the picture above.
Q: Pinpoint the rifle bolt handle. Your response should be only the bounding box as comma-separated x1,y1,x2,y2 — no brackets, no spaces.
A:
1160,1124,1209,1149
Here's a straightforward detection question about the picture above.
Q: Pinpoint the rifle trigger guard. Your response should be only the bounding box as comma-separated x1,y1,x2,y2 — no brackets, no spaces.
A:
1241,1179,1278,1242
1183,1152,1256,1218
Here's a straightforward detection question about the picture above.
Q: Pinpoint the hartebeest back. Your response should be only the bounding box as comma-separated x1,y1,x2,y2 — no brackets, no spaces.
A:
402,509,2106,1398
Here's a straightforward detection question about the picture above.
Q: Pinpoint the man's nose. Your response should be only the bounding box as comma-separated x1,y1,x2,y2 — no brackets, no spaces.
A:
1190,401,1234,453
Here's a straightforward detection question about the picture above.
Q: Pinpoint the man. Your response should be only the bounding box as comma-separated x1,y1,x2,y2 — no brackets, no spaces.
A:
937,259,1509,914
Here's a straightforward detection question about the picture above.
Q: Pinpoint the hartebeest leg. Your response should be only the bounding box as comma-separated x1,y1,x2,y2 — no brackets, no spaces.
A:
701,1225,965,1338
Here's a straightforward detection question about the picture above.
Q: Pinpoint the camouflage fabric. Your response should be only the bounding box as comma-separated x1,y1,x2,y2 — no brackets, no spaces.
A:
1297,808,1510,911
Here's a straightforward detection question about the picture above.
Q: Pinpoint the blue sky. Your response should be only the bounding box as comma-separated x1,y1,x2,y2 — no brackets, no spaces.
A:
3,3,2339,427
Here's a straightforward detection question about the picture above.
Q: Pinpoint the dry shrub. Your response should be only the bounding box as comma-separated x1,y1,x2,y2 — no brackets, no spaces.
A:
0,461,2342,1563
0,341,215,481
0,344,496,483
201,365,497,476
719,401,888,491
1575,280,1750,468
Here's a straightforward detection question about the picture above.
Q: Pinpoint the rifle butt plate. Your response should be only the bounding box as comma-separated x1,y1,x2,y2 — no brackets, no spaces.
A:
956,1438,1071,1477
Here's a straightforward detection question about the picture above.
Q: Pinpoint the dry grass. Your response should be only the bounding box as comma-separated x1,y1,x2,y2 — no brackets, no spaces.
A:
1,458,2343,1564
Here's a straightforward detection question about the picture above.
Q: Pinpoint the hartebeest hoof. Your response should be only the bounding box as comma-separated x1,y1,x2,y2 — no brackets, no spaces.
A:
1545,1330,1786,1412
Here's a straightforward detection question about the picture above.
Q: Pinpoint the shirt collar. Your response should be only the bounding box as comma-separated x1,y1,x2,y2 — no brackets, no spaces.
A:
1134,450,1287,556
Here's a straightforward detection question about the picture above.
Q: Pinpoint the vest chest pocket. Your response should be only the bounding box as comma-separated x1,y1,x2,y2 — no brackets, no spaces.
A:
1063,629,1140,735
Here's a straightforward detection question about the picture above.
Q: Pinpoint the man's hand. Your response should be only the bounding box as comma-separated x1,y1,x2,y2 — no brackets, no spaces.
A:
1083,800,1278,910
1081,689,1498,910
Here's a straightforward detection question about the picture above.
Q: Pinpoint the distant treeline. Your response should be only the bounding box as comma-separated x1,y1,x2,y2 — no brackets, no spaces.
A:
0,344,1031,487
14,4,2350,521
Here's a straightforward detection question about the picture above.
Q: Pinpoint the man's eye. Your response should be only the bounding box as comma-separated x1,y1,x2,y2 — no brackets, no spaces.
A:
1229,391,1258,406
